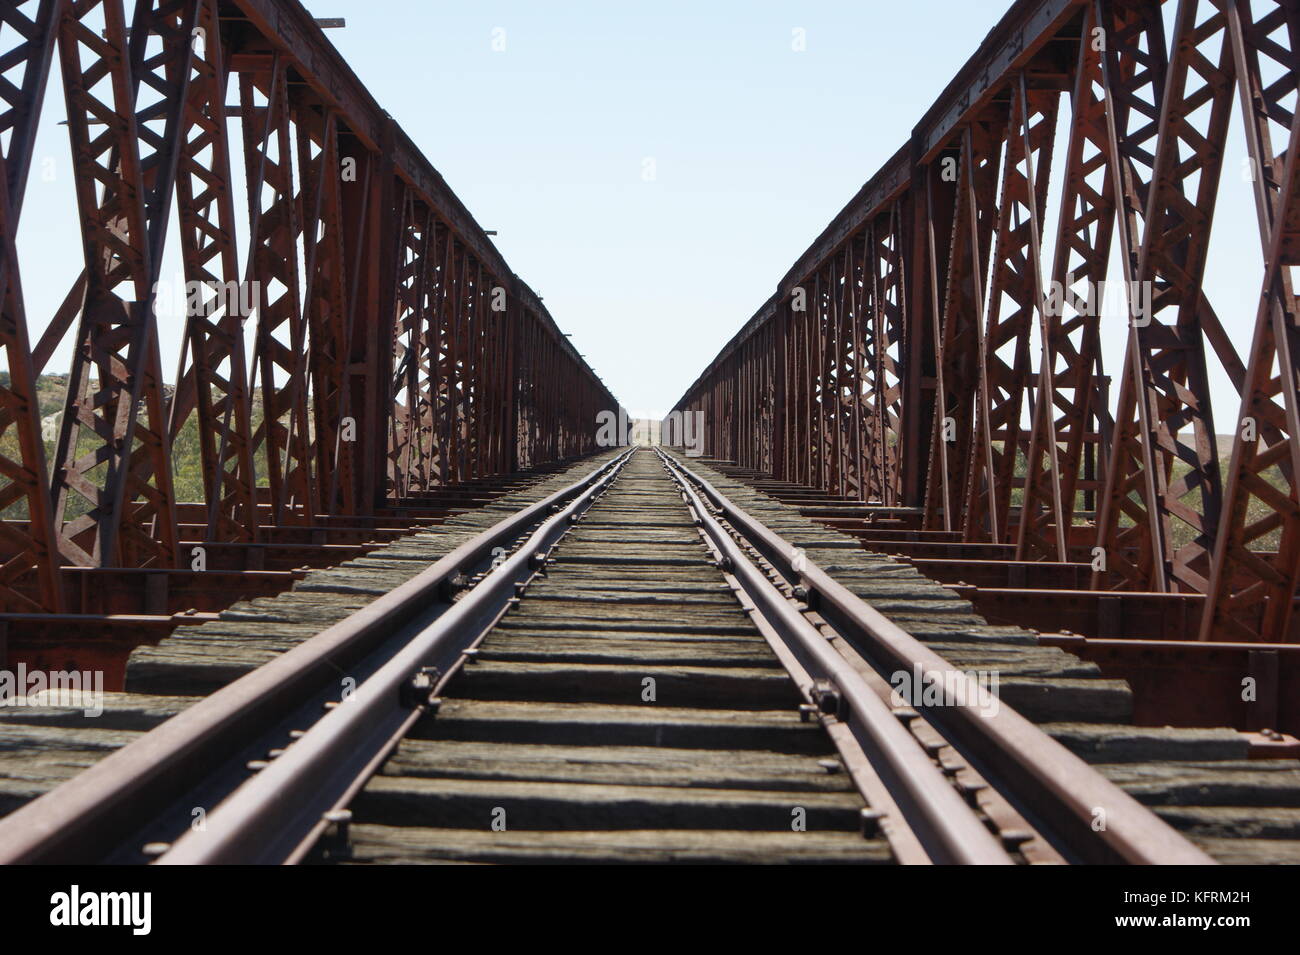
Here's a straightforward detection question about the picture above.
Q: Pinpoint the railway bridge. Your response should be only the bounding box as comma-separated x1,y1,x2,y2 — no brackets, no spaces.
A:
0,0,1299,867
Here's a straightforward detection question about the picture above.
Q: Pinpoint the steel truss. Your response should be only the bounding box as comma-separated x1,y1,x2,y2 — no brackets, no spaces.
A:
672,0,1300,642
0,0,614,614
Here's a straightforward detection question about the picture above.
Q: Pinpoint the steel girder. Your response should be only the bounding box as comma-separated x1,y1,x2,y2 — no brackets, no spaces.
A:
0,0,613,612
963,78,1059,545
672,0,1300,641
1201,0,1300,640
0,0,62,611
924,115,1005,530
167,0,258,545
680,314,775,476
869,205,908,505
1018,4,1118,562
1093,0,1236,596
241,57,315,527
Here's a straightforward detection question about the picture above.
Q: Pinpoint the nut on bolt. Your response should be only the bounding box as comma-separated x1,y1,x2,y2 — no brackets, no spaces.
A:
811,680,847,720
321,809,353,860
859,809,884,838
438,573,468,601
400,666,442,708
999,829,1035,851
792,584,819,609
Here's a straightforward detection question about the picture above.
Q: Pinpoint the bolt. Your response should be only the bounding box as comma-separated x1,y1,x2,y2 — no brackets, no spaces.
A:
859,809,884,838
811,680,847,720
957,779,988,806
400,666,442,708
999,829,1035,850
321,809,353,860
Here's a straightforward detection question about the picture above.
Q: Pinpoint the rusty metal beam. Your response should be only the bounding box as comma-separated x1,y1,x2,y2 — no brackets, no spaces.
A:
0,0,614,627
672,0,1300,644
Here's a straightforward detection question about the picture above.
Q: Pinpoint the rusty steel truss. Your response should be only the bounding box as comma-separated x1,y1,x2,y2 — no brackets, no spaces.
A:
0,0,615,619
672,0,1300,643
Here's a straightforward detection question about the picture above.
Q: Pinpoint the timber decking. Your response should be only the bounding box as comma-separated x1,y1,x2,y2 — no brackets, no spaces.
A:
340,451,886,864
676,455,1300,865
0,454,622,819
4,448,1300,864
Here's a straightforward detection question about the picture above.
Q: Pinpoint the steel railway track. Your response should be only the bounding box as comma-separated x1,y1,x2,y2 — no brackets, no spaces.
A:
0,449,1225,863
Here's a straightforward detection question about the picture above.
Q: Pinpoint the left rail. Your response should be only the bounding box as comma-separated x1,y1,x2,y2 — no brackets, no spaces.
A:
0,450,634,864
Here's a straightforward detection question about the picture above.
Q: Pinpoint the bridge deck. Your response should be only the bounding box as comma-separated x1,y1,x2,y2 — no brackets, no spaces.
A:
1,449,1297,864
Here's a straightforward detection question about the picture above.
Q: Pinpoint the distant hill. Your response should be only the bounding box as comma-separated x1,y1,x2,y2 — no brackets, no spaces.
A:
0,374,271,521
0,372,69,418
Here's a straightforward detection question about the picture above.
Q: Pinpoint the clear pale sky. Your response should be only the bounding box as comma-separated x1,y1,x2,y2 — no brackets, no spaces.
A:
15,0,1263,426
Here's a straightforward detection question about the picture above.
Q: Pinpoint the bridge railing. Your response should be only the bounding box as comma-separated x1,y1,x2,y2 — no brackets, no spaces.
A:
671,0,1300,643
0,0,615,613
